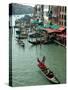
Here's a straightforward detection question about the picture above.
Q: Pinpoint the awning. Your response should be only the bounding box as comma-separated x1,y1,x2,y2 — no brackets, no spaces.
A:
42,27,65,34
37,24,53,29
58,27,65,31
31,20,43,24
50,24,60,29
44,24,60,29
44,24,51,28
36,25,45,29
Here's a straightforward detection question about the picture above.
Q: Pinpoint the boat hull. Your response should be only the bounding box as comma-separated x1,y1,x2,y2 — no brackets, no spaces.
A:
28,40,46,45
38,66,60,84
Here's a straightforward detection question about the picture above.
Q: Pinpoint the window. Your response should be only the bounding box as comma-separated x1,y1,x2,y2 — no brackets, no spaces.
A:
62,15,64,19
64,15,66,20
65,7,66,13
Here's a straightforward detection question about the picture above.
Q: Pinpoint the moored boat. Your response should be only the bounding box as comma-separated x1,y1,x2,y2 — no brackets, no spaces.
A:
28,40,45,45
16,30,21,34
17,40,25,47
20,42,25,47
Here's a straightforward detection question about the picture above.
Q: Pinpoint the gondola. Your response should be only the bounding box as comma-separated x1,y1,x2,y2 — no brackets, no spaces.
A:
37,61,60,84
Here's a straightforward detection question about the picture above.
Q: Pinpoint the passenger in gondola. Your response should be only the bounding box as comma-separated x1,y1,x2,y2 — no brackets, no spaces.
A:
37,58,46,70
47,71,54,78
45,68,54,78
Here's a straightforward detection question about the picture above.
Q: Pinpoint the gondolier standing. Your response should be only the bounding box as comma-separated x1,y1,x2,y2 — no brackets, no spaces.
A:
42,56,46,63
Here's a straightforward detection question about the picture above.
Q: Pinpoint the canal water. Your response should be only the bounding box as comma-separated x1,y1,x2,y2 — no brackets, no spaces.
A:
12,28,66,87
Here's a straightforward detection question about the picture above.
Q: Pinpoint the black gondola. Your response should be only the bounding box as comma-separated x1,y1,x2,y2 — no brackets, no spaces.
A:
37,60,60,84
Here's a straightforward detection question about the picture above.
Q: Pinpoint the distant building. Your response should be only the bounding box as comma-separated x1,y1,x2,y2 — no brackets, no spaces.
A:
33,4,44,23
48,5,66,27
44,5,49,24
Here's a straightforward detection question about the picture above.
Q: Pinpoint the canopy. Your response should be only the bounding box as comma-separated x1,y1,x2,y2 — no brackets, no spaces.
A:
31,20,39,24
50,24,60,29
58,27,65,31
42,27,65,34
31,20,43,24
36,25,45,29
36,24,60,30
44,24,51,28
44,24,60,29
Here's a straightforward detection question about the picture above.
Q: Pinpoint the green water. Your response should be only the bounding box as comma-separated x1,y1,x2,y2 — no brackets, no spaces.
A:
12,29,66,87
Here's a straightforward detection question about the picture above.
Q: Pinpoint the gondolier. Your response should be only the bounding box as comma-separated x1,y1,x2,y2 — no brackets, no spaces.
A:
42,56,46,63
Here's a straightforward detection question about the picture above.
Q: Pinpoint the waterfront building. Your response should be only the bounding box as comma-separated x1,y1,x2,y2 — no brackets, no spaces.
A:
33,4,44,23
48,5,66,27
47,5,66,46
44,5,49,24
